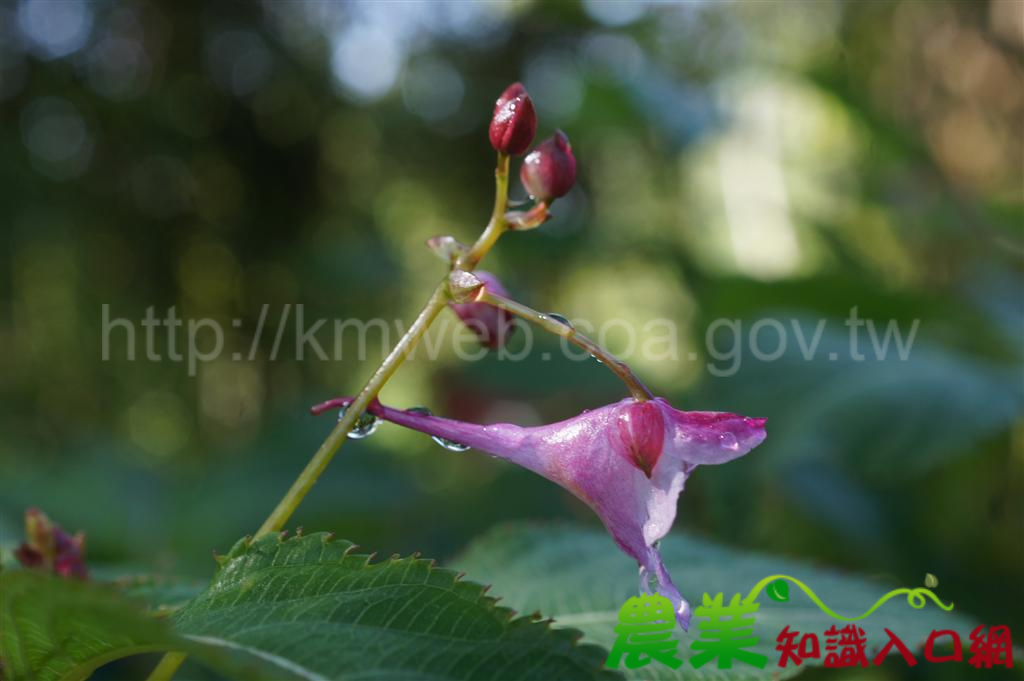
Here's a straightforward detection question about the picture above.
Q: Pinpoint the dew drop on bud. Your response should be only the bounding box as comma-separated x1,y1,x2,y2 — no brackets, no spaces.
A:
407,407,470,452
718,432,739,451
338,402,380,439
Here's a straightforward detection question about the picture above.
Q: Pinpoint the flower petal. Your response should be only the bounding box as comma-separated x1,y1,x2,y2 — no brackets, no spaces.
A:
314,395,766,630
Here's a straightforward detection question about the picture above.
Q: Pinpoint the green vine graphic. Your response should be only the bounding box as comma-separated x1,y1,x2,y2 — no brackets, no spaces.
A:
746,575,954,621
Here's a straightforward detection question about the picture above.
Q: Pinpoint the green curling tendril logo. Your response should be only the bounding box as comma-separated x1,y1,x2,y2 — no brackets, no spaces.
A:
751,574,954,619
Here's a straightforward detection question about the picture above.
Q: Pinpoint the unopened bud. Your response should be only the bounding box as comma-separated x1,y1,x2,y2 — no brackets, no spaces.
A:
489,83,537,156
426,235,468,264
14,507,88,579
520,130,576,202
448,269,484,303
449,271,515,349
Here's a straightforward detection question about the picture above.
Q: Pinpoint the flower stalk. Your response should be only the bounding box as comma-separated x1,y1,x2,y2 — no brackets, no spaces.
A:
146,142,515,681
477,288,654,402
256,153,512,538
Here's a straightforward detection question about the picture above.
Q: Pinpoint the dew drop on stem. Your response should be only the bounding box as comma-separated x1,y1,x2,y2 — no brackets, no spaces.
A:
545,312,574,330
338,402,380,439
408,406,471,452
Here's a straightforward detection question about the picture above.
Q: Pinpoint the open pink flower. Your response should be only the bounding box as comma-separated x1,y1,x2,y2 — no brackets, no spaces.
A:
313,396,766,628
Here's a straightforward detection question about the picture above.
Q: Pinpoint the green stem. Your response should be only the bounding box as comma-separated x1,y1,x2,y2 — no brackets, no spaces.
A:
478,289,653,402
255,282,449,536
144,652,186,681
256,152,511,537
148,153,513,681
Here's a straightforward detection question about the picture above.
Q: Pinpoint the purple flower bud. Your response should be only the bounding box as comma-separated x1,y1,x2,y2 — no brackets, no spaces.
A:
489,83,537,156
520,130,577,202
449,271,515,349
14,508,88,579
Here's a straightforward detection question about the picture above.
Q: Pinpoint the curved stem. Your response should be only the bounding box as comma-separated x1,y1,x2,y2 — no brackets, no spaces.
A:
478,289,654,402
458,153,509,270
144,652,186,681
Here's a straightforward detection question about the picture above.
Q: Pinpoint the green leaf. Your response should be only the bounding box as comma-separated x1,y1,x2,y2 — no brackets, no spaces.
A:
766,579,789,603
2,534,615,681
0,571,177,681
455,524,979,680
173,532,617,681
0,571,280,681
111,574,206,613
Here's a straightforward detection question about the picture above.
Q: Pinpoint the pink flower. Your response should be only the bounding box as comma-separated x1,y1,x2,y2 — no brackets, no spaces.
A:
14,507,88,579
489,83,537,156
520,130,577,202
449,271,515,349
312,396,766,628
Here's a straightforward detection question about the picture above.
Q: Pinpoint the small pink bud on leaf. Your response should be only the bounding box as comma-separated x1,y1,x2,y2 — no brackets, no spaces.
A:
14,507,88,579
520,130,576,202
489,83,537,155
449,271,515,349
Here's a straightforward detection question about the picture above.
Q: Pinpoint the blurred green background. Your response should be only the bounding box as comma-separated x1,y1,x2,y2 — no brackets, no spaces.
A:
1,0,1022,677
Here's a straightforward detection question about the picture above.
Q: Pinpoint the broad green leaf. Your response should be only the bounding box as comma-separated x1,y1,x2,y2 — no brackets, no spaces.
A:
0,571,280,681
111,574,205,612
0,571,177,681
455,524,978,680
173,532,618,681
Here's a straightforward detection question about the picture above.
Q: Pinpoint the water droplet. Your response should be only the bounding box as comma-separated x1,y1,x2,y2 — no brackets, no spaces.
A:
591,354,604,364
718,432,739,451
407,406,470,452
545,312,574,330
338,402,380,439
638,565,657,595
434,436,470,452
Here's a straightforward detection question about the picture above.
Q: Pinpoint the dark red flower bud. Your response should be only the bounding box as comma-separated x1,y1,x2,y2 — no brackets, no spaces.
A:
489,83,537,155
14,507,88,579
520,130,576,202
449,271,515,349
